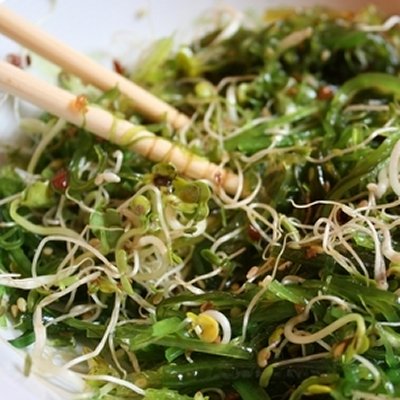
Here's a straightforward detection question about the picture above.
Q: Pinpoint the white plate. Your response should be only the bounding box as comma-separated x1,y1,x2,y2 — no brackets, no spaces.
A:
0,0,396,398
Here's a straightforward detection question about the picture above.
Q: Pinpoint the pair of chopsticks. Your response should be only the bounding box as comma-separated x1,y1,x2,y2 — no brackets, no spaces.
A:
0,5,240,195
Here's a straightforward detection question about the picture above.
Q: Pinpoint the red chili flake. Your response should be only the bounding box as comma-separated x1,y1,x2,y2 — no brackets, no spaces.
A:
247,224,261,241
70,95,88,114
112,59,125,75
317,85,334,101
6,53,22,68
305,245,322,259
51,169,69,192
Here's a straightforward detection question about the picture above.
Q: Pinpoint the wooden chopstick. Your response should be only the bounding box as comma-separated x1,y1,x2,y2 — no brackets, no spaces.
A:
0,5,190,129
0,60,241,195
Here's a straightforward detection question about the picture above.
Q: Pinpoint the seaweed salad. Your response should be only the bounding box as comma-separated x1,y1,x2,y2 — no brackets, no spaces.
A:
2,5,400,400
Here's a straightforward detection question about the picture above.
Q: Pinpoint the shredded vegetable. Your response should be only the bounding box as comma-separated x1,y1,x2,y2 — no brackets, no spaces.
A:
2,5,400,400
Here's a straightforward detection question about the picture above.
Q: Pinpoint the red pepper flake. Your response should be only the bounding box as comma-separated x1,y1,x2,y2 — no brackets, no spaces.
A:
247,224,261,241
305,245,323,259
70,95,88,114
112,59,125,75
317,85,334,101
6,53,22,68
51,169,69,192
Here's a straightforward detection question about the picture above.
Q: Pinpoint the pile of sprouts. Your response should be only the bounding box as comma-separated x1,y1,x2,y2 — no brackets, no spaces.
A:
2,5,400,400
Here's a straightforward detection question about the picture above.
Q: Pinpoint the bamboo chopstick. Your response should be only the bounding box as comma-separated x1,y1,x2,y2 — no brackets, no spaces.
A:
0,61,241,195
0,5,190,129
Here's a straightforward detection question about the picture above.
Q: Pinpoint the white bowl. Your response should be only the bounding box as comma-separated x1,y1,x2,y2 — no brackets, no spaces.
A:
0,0,396,398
